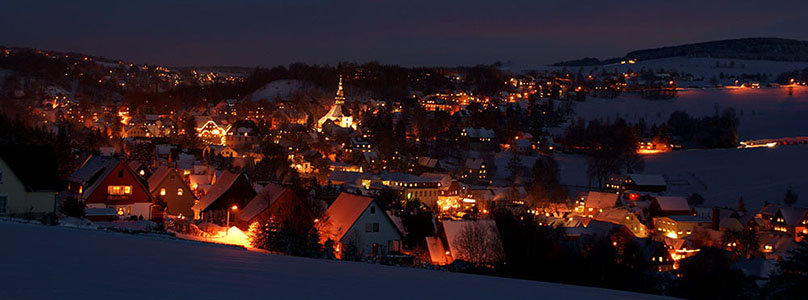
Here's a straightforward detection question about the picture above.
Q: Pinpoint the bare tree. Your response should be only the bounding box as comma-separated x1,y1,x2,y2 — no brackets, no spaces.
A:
453,222,504,266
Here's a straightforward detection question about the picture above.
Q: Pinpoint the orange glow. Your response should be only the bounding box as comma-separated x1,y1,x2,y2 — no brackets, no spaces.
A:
231,205,238,211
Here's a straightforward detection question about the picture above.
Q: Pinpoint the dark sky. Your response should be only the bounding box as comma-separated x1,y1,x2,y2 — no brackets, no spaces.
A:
2,0,807,67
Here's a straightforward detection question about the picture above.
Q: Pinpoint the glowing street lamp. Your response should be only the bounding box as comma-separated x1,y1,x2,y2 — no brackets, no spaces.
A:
226,205,238,236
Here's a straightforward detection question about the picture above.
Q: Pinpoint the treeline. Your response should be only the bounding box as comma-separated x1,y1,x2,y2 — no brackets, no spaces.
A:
664,109,739,148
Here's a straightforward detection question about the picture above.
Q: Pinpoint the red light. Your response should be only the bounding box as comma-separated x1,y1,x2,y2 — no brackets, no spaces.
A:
628,193,639,201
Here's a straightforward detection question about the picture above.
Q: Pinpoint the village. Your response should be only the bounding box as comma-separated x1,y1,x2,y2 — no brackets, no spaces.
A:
1,44,807,299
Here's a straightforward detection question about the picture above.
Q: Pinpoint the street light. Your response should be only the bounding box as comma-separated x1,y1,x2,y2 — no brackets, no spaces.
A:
226,205,238,236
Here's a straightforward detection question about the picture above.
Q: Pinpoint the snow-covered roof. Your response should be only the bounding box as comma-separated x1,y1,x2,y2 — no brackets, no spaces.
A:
192,171,242,211
654,196,690,213
320,192,374,242
626,174,666,187
238,183,289,222
585,191,618,209
464,128,496,139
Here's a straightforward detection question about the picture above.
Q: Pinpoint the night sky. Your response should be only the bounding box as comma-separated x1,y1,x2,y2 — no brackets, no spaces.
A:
2,0,807,67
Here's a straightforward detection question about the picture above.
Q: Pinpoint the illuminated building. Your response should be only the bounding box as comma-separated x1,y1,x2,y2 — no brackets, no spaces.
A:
317,76,355,130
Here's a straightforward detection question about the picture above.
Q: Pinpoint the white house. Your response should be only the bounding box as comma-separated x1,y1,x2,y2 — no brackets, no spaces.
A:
319,192,402,258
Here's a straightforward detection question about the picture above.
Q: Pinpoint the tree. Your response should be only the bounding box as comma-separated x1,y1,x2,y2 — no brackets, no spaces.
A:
765,236,808,299
687,193,705,207
784,185,799,207
453,222,504,266
675,247,749,300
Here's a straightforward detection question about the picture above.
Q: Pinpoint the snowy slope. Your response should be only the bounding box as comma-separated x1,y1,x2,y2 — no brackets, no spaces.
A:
571,86,808,140
0,222,671,300
246,79,317,102
556,145,808,210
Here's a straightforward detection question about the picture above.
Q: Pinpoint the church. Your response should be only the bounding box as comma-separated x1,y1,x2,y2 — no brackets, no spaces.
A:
317,76,355,130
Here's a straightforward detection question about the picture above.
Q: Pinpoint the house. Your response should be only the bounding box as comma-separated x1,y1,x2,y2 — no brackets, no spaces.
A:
650,196,691,216
577,191,619,217
461,127,497,151
148,166,196,218
654,215,712,239
224,120,261,151
0,146,61,217
770,206,808,236
606,174,667,192
237,183,312,231
67,156,155,220
319,192,402,258
191,171,256,223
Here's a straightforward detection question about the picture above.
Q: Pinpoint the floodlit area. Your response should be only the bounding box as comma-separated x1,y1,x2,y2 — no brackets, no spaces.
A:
0,222,671,300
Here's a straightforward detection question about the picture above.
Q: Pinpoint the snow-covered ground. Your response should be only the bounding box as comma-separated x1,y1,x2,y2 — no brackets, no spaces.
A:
571,86,808,140
556,145,808,210
0,222,671,300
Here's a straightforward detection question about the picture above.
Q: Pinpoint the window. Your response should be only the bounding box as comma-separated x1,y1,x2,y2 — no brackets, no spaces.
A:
160,188,166,196
118,170,124,178
0,195,7,214
370,205,376,214
177,188,183,196
365,223,380,232
0,171,3,183
108,185,132,195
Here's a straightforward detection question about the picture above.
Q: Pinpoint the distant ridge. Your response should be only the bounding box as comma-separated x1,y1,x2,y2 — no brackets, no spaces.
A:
553,38,808,66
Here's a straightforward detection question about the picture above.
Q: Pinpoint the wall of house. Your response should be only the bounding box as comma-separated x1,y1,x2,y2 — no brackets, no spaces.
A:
152,171,195,218
86,202,152,219
0,159,56,216
340,202,401,257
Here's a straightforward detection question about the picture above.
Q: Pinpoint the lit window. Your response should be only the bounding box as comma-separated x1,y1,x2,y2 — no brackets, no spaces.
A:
108,185,133,195
177,188,183,196
160,188,166,196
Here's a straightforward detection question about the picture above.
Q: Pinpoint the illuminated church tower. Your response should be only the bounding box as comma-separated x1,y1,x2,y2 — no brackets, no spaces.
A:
317,75,355,130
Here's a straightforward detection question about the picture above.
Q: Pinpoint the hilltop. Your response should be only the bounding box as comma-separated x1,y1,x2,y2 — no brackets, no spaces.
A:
554,38,808,66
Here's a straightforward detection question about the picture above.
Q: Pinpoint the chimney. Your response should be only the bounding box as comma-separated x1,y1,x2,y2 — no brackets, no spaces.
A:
712,207,720,230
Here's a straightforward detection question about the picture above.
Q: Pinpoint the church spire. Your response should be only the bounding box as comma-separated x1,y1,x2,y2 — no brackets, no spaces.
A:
335,75,345,105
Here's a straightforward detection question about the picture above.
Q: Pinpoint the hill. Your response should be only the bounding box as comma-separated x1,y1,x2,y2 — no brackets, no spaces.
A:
0,221,670,299
554,38,808,66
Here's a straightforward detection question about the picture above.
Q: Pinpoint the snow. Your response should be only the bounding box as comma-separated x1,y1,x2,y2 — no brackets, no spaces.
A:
0,221,670,299
556,145,808,210
571,86,808,140
246,79,316,102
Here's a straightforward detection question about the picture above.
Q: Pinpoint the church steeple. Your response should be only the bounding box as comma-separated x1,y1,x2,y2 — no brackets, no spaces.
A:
335,75,345,105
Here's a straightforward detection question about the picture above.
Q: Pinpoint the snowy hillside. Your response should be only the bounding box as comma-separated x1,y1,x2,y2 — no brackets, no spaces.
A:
571,86,808,140
0,222,671,300
246,79,318,102
582,56,808,81
556,145,808,210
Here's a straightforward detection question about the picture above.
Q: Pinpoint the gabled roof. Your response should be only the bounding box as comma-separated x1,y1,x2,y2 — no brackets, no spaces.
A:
320,192,375,242
69,156,151,202
238,183,289,222
654,196,691,212
192,171,243,211
0,146,61,191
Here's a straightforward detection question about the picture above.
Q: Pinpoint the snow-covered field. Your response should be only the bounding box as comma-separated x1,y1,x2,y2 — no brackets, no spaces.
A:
0,222,671,300
572,86,808,140
557,145,808,210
